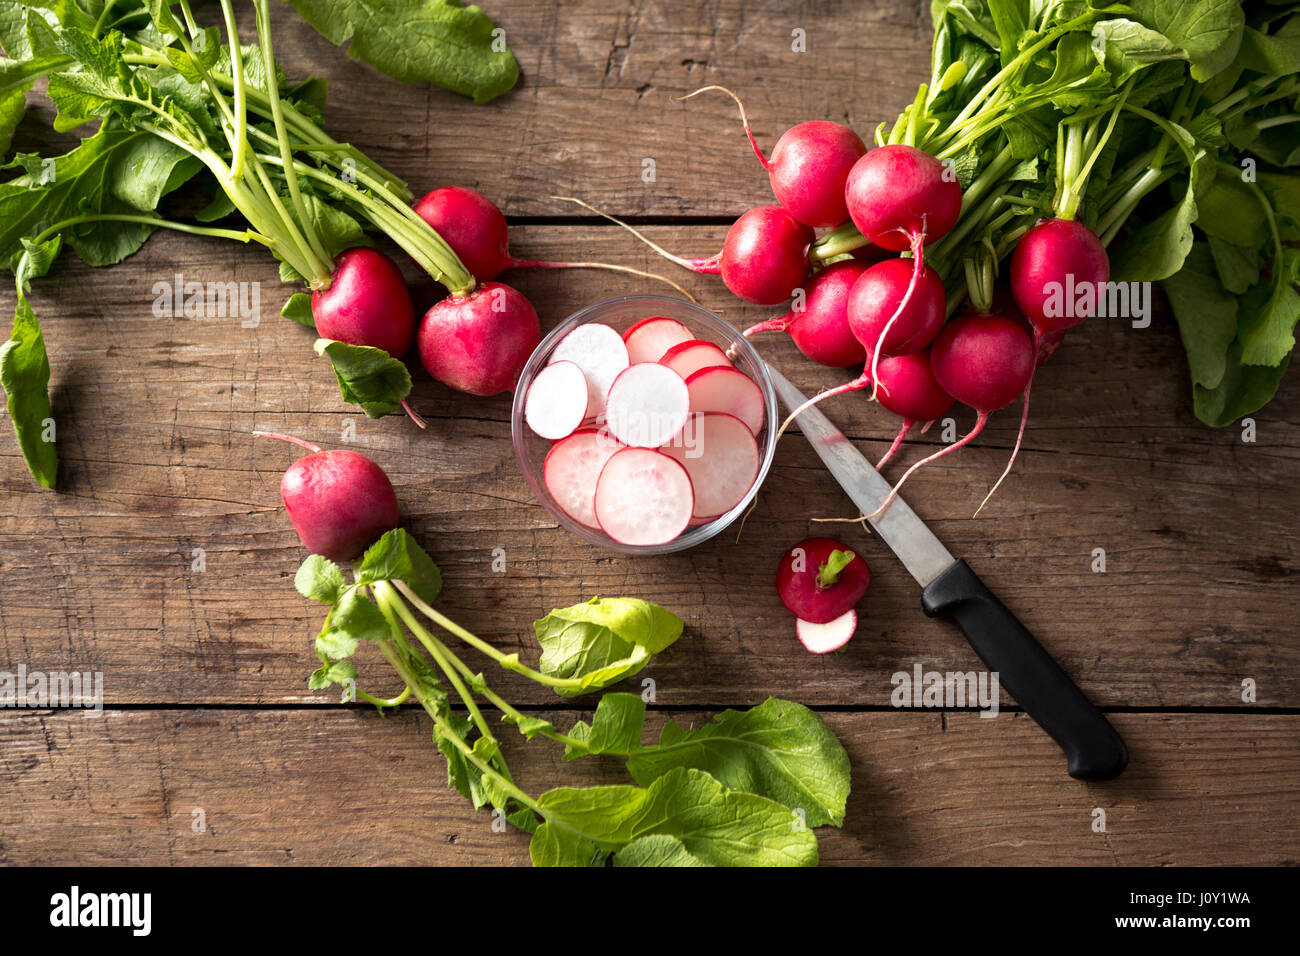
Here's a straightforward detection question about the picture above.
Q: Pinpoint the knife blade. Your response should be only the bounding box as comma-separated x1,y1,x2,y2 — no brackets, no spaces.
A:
768,364,1128,781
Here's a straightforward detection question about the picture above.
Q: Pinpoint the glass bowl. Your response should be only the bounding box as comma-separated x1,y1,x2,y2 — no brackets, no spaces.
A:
511,294,779,555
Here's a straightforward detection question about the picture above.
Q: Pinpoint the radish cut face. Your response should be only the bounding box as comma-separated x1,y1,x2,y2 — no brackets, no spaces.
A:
661,413,759,519
685,366,766,435
623,316,693,363
594,448,694,546
604,363,691,447
524,360,590,440
548,323,630,417
796,610,857,654
543,427,622,528
660,339,733,380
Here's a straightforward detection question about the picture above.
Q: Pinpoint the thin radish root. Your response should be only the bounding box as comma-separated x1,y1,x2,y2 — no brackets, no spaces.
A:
507,256,699,302
810,514,873,534
868,232,926,402
252,430,323,454
548,196,722,274
875,418,914,470
865,411,989,520
972,378,1031,517
401,399,428,430
676,85,771,171
742,317,792,338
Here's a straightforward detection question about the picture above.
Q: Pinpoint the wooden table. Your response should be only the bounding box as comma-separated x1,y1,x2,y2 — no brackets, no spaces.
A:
2,1,1297,866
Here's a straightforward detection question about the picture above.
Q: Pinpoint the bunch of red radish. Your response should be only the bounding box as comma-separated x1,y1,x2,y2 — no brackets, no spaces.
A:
644,90,1109,516
526,316,766,546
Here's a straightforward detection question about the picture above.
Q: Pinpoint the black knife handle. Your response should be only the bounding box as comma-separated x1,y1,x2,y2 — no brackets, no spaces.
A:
920,560,1128,780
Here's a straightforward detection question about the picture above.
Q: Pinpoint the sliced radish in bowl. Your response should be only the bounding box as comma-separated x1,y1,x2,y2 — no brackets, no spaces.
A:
685,366,766,435
796,609,857,654
661,413,759,519
543,427,623,528
623,316,693,363
660,339,733,380
548,322,629,417
524,360,590,440
605,363,690,448
594,448,694,546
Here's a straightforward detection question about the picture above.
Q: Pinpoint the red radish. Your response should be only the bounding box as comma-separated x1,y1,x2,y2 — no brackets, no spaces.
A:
660,339,732,380
685,366,766,435
679,87,866,228
847,258,946,357
1010,218,1109,335
548,323,630,416
720,206,814,305
866,313,1033,518
742,261,868,368
594,448,694,546
661,412,759,519
623,316,694,364
604,363,691,447
254,431,399,562
312,248,415,358
413,187,697,295
524,360,590,440
543,427,622,528
417,282,540,397
796,610,857,654
872,351,954,470
775,537,870,624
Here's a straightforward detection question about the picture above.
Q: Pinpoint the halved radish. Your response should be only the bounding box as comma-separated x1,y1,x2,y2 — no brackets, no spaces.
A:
543,427,623,528
685,366,766,435
549,323,630,417
623,316,693,363
660,339,732,380
524,360,590,440
796,609,857,654
661,413,759,519
604,363,690,448
594,448,694,546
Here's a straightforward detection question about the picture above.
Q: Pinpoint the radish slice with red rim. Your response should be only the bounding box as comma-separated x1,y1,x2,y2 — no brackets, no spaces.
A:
660,339,733,380
604,363,691,448
623,316,693,363
661,412,759,519
543,427,623,528
796,609,857,654
524,360,590,440
549,323,629,417
594,448,694,546
685,366,766,435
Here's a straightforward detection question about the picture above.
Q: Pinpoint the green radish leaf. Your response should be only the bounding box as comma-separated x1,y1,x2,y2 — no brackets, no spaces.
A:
308,659,356,691
1091,18,1185,82
1194,341,1291,428
314,338,411,419
1164,242,1239,392
562,692,646,758
529,822,609,867
0,235,60,487
1238,246,1300,367
532,767,819,867
281,292,316,329
612,834,706,867
355,528,443,606
315,586,389,659
534,597,683,698
501,713,556,740
1128,0,1245,82
277,0,520,104
295,554,347,604
1207,235,1259,295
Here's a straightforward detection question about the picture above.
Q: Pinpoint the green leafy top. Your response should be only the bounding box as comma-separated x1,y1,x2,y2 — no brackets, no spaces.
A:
534,597,684,698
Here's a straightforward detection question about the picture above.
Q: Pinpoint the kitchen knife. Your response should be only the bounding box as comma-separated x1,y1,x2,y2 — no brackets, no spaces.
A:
767,364,1128,781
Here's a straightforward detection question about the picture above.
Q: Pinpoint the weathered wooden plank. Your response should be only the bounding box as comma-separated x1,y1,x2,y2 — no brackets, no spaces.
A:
1,709,1296,866
10,0,935,218
0,226,1295,707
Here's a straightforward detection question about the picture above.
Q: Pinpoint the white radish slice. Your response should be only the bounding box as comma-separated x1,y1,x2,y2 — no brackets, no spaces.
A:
548,323,630,417
685,366,766,435
661,413,759,519
604,363,690,448
623,316,693,364
543,427,623,528
796,609,857,654
594,448,694,546
524,360,590,440
660,339,733,380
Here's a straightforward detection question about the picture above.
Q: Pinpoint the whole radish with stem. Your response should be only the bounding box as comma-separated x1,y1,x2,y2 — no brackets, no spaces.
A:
741,260,868,367
253,431,399,562
679,85,867,227
418,282,541,397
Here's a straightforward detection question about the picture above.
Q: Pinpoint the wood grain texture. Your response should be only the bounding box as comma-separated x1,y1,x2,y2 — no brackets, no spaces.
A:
1,226,1295,708
2,709,1296,866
